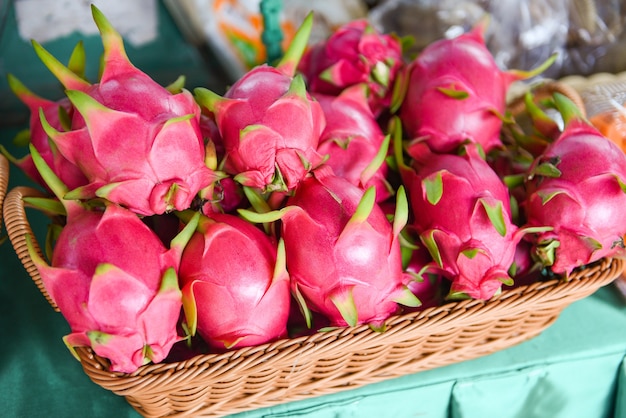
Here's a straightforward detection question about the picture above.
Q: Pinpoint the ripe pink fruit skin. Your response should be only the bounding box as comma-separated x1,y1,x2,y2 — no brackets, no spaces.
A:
36,8,216,216
32,204,185,373
404,147,520,300
399,24,517,155
299,19,404,115
523,120,626,275
179,212,290,350
208,66,326,191
314,85,391,202
281,173,408,327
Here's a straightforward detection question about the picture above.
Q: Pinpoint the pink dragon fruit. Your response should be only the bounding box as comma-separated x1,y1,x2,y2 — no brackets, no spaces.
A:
298,19,404,116
403,145,524,300
4,73,87,192
523,98,626,275
178,212,290,350
195,13,325,193
31,5,216,216
242,170,419,328
399,21,554,157
314,84,392,202
26,145,198,373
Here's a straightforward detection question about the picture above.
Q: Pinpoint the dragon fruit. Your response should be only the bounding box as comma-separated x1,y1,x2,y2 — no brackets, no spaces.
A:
26,145,198,373
5,72,87,192
399,20,554,157
242,170,419,328
195,13,325,193
523,96,626,275
403,145,523,300
314,84,391,202
178,212,290,350
30,5,216,216
298,19,404,116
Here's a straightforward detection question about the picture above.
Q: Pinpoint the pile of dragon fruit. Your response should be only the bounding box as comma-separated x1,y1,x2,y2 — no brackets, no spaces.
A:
7,5,626,373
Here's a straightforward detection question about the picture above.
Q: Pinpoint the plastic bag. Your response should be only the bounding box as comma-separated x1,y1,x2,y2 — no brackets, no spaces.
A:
369,0,626,78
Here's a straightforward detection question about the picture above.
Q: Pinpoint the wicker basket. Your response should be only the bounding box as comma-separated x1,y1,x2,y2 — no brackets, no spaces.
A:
3,181,623,418
0,154,8,233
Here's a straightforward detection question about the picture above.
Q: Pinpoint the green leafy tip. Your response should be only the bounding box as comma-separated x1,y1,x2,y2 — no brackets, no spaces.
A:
194,87,225,113
423,171,444,205
293,283,313,329
67,40,86,78
437,86,469,100
393,286,421,308
28,142,69,203
478,198,507,237
422,230,443,268
31,40,90,91
276,11,313,77
330,288,358,328
553,92,584,125
508,53,557,81
91,4,129,64
347,186,376,226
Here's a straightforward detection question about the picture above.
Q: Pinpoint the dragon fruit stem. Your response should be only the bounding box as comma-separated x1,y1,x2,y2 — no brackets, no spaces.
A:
553,92,585,125
194,87,226,114
507,53,557,82
276,11,313,77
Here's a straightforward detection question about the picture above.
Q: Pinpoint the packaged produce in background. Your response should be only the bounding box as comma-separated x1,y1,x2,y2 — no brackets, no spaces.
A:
163,0,369,82
369,0,626,79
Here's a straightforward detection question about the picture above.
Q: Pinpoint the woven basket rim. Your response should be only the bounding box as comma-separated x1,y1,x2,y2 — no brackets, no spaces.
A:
4,184,622,383
0,154,8,230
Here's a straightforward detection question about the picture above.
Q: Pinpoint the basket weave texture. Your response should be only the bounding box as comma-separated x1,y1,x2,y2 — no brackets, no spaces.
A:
0,154,8,234
3,180,623,417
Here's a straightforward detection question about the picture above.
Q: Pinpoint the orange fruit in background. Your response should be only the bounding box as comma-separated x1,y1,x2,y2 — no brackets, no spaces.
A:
589,110,626,154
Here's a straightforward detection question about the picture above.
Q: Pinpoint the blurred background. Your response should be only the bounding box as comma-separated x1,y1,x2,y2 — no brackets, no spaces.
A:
2,0,626,128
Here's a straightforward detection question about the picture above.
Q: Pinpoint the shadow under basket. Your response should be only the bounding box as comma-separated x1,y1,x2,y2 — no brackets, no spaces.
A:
3,185,623,418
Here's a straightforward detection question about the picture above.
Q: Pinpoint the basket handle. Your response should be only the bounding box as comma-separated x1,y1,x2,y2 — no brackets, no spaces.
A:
3,185,60,312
